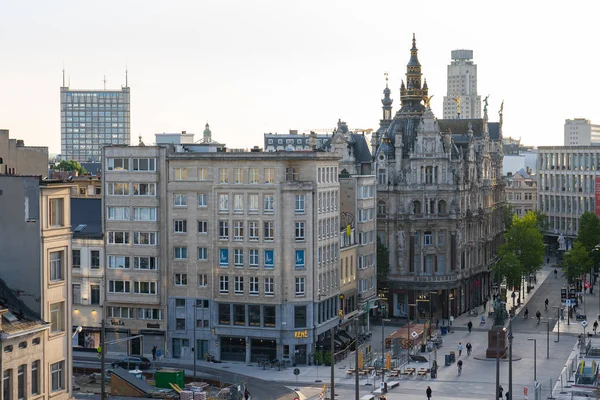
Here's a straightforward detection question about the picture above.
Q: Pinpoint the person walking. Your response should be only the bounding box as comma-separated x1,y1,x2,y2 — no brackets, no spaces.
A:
467,320,473,333
457,342,463,357
466,342,472,356
151,346,157,361
244,388,251,400
426,386,432,399
505,390,510,400
498,385,504,399
594,320,598,334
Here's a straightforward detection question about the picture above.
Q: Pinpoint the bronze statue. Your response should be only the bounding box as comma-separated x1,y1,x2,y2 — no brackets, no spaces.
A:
499,100,504,116
423,95,434,108
483,95,489,113
492,299,507,327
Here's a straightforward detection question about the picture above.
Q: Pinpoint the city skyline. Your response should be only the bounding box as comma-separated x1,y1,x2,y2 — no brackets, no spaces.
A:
1,1,599,155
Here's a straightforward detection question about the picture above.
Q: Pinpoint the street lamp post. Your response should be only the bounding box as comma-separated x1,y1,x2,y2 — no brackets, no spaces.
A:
541,321,550,359
355,317,359,400
508,317,514,400
528,338,537,383
552,306,560,342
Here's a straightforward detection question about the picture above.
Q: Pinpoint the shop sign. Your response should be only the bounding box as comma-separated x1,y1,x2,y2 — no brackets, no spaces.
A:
111,319,125,326
294,330,308,339
147,323,160,329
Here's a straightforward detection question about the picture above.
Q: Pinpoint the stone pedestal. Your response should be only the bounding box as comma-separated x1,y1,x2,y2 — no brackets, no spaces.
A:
486,326,508,358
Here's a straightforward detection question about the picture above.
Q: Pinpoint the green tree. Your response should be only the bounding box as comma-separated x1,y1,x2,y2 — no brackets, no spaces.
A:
53,160,87,175
562,241,593,284
532,210,549,235
503,203,515,231
493,250,523,290
576,211,600,253
502,212,545,276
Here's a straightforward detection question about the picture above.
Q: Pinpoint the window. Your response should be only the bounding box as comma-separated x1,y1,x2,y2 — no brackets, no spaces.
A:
91,250,100,268
49,198,64,227
249,277,259,294
73,284,81,304
18,342,26,349
107,206,130,220
264,194,274,212
265,168,274,183
133,207,157,221
264,250,274,269
438,232,445,246
32,338,40,346
198,168,208,180
423,231,433,246
107,231,129,244
233,194,244,211
295,277,305,296
219,221,229,240
134,281,157,294
234,276,244,294
174,247,188,259
198,220,208,234
219,194,229,211
234,168,244,184
248,221,259,241
197,193,207,207
264,277,274,295
138,308,163,320
219,248,229,267
107,158,129,171
176,318,186,330
107,182,129,195
72,249,81,268
174,273,188,286
50,302,64,333
264,221,274,241
249,249,259,267
219,276,229,293
133,232,158,245
219,303,231,324
249,305,260,326
234,249,244,266
286,167,299,181
51,361,64,391
106,307,133,318
264,305,276,327
378,169,387,185
132,158,156,171
3,370,10,400
108,280,130,293
295,222,305,240
174,193,187,207
295,250,305,269
133,183,156,196
294,305,307,328
198,274,208,287
31,360,40,395
219,168,229,183
176,298,186,308
50,251,64,281
234,304,245,325
174,219,187,233
174,168,187,180
108,255,130,269
91,285,100,305
295,195,305,213
249,168,259,184
233,221,244,240
377,201,387,215
197,247,208,261
248,194,259,212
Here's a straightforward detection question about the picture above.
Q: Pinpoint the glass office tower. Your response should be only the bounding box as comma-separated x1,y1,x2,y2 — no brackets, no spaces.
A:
60,85,130,162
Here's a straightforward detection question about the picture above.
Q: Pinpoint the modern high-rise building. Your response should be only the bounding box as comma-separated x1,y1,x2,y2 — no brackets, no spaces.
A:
60,80,130,163
442,49,482,120
564,118,600,146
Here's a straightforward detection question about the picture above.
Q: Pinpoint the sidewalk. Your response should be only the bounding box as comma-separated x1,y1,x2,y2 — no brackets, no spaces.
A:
552,280,600,336
452,264,553,331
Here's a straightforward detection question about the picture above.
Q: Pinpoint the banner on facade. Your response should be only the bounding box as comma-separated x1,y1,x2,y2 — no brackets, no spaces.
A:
595,177,600,217
219,248,228,266
264,250,274,268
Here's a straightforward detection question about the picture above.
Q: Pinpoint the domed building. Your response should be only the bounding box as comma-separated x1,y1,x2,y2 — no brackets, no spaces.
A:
373,35,506,321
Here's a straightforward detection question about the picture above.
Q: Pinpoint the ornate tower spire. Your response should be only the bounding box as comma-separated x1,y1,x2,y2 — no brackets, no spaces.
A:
400,34,428,105
203,122,212,142
381,72,393,120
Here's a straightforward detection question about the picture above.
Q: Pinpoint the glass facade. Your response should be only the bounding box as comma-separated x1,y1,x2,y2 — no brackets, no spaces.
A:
60,87,131,162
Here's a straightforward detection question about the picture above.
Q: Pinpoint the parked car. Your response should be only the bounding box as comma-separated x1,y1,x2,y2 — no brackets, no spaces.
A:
111,356,152,370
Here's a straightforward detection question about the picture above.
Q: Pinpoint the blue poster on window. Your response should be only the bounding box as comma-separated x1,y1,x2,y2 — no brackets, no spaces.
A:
219,249,228,266
264,250,274,268
295,250,305,269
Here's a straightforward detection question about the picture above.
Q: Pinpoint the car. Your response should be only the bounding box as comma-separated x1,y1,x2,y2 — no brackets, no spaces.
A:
111,356,152,370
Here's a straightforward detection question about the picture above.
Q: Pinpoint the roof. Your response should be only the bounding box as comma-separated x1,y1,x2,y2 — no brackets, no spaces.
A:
0,278,45,335
71,198,102,238
515,168,532,179
348,134,372,163
80,163,102,175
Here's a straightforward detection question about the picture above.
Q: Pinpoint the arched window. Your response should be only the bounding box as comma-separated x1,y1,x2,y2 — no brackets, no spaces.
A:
438,200,447,214
413,200,421,214
377,201,387,216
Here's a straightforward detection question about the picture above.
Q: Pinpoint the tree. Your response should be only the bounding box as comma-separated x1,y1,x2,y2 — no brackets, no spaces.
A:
576,211,600,253
53,160,87,176
502,212,545,276
503,203,515,231
562,241,593,284
532,210,549,235
493,250,523,290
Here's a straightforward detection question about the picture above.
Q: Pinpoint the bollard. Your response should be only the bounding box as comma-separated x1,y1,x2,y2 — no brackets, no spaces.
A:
548,378,555,399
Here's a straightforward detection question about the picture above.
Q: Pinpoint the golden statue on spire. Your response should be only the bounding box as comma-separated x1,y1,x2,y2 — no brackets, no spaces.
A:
452,96,462,116
423,95,434,108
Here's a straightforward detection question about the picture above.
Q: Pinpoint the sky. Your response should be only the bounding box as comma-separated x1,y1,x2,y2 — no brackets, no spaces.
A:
1,1,599,155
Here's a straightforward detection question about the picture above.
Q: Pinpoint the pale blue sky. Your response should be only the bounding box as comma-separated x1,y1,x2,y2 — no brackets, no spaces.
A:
1,1,599,154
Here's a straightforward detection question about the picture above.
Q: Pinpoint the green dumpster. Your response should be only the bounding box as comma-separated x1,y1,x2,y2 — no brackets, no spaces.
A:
155,368,184,389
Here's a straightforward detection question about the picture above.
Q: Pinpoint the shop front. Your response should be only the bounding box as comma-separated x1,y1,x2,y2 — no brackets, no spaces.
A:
250,338,277,362
220,336,246,362
105,328,130,355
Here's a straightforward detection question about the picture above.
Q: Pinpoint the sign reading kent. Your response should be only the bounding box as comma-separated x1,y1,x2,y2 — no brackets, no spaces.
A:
219,248,228,266
294,330,308,339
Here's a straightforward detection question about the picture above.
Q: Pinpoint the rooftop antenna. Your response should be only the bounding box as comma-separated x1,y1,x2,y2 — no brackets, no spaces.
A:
62,68,65,87
103,75,107,90
125,67,128,88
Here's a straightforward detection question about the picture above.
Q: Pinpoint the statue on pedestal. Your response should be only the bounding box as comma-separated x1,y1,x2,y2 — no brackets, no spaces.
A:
492,299,507,327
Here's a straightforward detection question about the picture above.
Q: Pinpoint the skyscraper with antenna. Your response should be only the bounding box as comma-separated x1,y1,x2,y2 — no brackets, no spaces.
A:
60,71,130,163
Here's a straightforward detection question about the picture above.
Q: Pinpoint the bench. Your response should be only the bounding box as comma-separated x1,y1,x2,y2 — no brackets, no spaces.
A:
417,369,428,378
400,370,414,377
388,371,400,378
373,388,383,395
360,395,375,400
387,381,400,389
345,370,355,377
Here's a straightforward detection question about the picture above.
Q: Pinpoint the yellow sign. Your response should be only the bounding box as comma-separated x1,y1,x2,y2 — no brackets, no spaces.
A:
358,351,364,369
386,352,391,370
294,330,308,339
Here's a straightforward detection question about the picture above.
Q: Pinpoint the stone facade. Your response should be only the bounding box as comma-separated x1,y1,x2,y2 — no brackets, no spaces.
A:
0,129,49,176
505,168,537,217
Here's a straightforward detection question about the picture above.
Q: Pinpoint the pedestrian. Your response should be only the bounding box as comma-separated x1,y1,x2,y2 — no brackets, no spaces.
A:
505,390,510,400
467,320,473,333
426,386,432,399
151,346,157,361
498,385,504,399
244,388,250,400
436,319,439,329
466,342,472,356
457,342,463,357
547,257,550,264
594,320,598,334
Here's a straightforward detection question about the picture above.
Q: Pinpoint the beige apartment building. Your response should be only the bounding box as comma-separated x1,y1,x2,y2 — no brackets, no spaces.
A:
0,129,49,176
505,168,537,217
0,176,73,400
